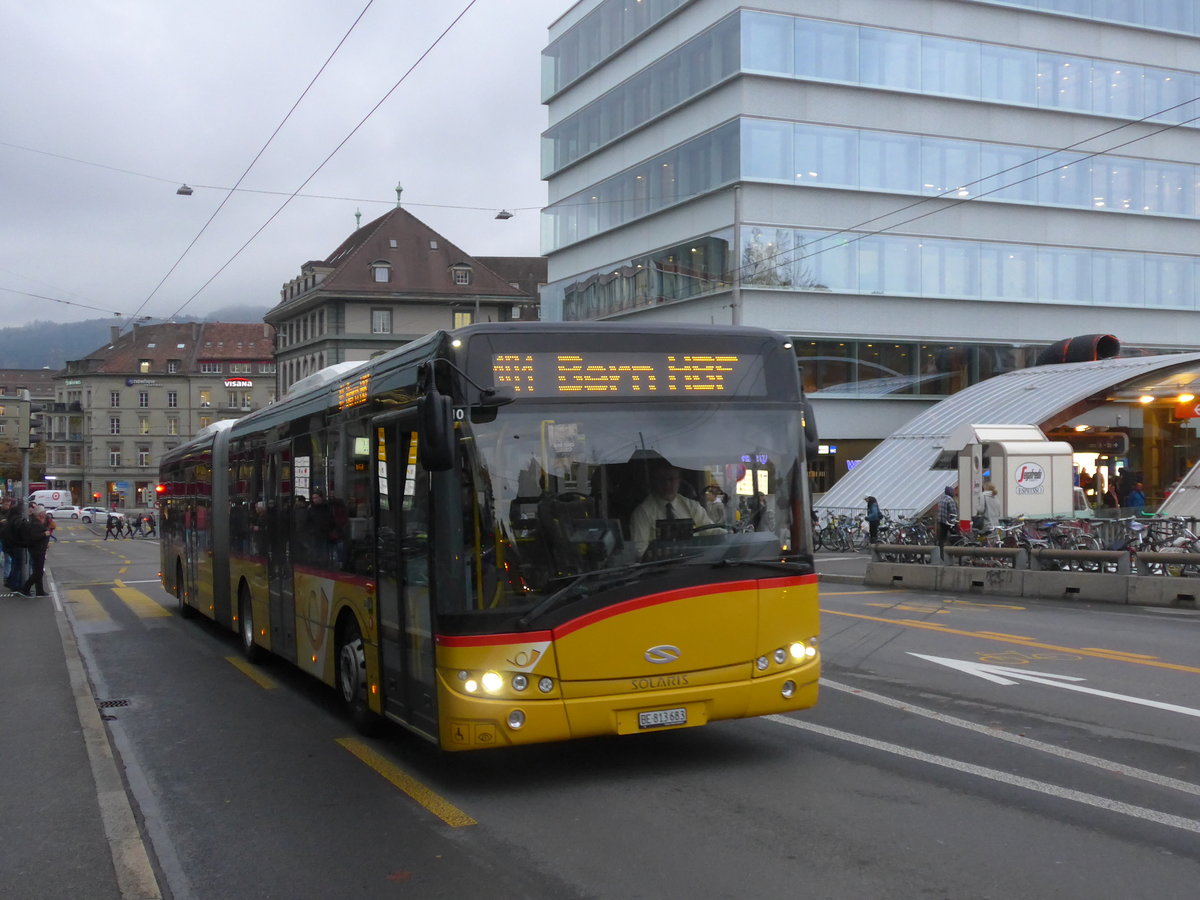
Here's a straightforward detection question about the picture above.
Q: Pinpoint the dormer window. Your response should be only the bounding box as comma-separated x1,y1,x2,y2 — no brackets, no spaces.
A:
370,260,391,283
451,264,472,285
138,359,151,374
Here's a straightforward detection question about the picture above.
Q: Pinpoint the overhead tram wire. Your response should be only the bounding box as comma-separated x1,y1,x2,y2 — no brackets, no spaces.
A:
121,0,377,329
722,93,1200,286
166,0,482,322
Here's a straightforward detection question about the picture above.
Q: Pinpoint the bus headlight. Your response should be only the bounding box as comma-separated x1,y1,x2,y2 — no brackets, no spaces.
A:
506,709,526,730
512,674,528,691
464,678,479,693
538,676,554,693
756,656,769,671
481,671,504,694
781,680,796,699
773,648,788,665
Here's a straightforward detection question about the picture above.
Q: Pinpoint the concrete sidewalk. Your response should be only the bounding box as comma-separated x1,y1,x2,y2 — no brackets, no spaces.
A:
0,571,160,900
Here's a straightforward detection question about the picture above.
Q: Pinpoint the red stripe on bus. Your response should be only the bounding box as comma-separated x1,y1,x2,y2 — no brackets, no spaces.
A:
434,574,815,647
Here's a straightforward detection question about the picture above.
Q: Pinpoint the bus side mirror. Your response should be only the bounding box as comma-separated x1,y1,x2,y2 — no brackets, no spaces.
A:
418,389,455,471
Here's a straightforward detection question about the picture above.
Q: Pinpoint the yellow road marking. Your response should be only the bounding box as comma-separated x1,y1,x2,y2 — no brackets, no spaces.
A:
225,656,277,690
825,608,1200,675
337,737,476,827
821,590,893,595
975,631,1035,640
65,588,109,622
1080,647,1159,660
113,583,170,618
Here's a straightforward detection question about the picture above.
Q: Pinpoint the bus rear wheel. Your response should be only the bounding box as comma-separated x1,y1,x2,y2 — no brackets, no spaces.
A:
238,585,263,663
176,561,196,619
337,620,379,735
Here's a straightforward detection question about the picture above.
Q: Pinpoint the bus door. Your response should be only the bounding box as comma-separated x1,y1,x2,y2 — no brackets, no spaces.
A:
266,441,297,664
374,417,438,737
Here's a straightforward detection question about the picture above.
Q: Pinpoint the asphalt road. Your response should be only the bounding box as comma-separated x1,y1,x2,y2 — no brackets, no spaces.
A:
47,524,1200,899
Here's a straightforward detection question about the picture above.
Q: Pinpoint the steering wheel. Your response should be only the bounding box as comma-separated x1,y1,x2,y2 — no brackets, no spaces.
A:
556,491,589,503
692,523,726,534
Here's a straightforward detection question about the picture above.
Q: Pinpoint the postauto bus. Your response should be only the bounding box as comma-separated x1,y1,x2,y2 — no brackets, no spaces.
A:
159,322,820,750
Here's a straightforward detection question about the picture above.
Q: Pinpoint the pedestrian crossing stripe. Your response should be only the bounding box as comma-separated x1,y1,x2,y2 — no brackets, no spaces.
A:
114,585,171,618
63,586,171,620
66,588,109,622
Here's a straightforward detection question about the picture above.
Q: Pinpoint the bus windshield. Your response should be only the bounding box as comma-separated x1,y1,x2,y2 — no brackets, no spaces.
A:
457,402,808,617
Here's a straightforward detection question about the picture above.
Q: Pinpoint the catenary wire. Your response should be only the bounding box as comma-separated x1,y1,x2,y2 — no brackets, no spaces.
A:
165,0,481,321
120,0,377,329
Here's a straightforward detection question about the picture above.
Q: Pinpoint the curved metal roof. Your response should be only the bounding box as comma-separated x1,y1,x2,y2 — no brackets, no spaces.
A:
815,352,1200,517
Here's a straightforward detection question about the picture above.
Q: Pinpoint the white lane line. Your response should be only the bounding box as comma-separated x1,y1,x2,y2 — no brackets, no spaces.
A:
820,678,1200,797
767,714,1200,835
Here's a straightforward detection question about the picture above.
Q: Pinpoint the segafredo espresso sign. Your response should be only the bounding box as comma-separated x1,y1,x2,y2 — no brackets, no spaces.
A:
1013,461,1046,494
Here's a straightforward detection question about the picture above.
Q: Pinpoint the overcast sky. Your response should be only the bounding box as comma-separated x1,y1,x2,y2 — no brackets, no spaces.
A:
0,0,570,328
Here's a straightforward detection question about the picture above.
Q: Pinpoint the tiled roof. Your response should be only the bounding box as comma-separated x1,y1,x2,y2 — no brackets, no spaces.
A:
278,206,530,306
68,322,275,374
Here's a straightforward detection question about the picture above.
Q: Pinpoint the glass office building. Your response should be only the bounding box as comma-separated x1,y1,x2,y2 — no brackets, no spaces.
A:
540,0,1200,490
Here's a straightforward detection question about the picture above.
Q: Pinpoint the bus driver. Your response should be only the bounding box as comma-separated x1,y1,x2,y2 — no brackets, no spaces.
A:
631,464,715,557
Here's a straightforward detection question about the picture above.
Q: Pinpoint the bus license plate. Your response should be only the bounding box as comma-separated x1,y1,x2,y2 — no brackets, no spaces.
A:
638,707,687,729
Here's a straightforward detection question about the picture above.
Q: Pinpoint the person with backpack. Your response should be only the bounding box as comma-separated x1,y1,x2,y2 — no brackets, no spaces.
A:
864,495,883,544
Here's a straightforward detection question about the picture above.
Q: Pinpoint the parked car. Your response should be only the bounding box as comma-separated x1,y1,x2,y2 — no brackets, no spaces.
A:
49,505,82,520
80,506,112,524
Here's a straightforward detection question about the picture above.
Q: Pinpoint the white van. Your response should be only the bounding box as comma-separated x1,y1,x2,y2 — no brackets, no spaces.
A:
28,489,74,509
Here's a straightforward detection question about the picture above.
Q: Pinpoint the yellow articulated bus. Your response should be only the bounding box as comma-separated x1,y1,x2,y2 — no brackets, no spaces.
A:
159,322,820,750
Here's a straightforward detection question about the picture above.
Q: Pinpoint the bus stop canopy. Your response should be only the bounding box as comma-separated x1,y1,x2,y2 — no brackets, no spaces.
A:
815,352,1200,517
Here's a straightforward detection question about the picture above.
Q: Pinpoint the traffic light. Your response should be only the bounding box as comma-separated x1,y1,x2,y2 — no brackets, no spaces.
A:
27,402,45,448
16,389,46,450
16,390,29,449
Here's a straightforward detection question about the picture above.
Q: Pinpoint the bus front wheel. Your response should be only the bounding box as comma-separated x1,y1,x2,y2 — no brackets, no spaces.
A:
337,620,379,735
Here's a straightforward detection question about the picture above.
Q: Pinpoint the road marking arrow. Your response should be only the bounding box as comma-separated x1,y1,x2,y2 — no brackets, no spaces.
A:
910,652,1200,719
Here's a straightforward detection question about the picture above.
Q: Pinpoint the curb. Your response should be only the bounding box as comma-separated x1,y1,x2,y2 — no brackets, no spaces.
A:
50,572,163,900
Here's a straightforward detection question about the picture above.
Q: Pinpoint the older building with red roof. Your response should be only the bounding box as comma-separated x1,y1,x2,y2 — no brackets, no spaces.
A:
265,203,544,393
48,321,276,508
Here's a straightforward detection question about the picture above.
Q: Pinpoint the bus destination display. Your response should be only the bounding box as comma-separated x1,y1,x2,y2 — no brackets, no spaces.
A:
492,351,763,396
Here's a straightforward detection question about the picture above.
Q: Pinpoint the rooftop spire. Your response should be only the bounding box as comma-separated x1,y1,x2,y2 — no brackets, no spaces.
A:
354,208,361,229
395,182,403,208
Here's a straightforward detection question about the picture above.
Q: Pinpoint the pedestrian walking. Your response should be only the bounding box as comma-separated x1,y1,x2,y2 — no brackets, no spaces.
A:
20,506,51,597
142,513,157,538
937,485,959,548
864,495,882,543
127,514,142,538
104,508,123,540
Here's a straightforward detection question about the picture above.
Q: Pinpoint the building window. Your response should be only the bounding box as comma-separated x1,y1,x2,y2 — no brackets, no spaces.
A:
139,417,150,435
199,389,211,408
371,261,391,282
138,359,151,374
167,418,179,435
230,363,251,374
258,363,276,374
109,446,122,467
452,267,471,285
199,416,211,429
167,390,178,408
138,446,151,468
138,391,149,408
453,311,474,329
200,362,221,374
167,360,179,374
372,309,392,334
110,391,120,407
109,417,121,435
